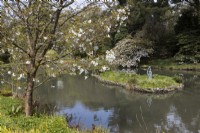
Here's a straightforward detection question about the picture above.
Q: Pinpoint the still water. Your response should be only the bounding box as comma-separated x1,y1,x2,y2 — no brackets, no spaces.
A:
35,70,200,133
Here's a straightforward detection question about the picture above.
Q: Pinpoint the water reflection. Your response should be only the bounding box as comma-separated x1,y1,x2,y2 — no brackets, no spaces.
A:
35,70,200,133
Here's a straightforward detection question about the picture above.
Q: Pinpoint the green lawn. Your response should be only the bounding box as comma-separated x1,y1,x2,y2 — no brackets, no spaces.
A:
100,71,181,92
141,59,200,70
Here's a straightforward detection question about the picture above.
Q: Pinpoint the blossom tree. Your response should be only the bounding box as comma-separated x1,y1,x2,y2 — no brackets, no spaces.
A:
0,0,105,116
0,0,132,116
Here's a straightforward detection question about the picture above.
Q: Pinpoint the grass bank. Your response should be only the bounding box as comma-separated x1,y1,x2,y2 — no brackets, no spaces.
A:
0,91,106,133
98,71,183,93
141,59,200,70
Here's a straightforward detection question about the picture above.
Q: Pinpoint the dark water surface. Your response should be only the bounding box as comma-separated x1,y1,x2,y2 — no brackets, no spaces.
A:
35,70,200,133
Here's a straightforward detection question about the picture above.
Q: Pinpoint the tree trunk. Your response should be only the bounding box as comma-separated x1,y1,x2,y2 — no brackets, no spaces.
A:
25,74,35,116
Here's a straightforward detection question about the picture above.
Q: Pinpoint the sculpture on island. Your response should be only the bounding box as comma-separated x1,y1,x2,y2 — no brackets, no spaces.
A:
147,66,152,80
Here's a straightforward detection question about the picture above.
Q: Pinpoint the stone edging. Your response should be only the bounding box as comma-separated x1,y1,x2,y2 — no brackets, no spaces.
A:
92,74,184,94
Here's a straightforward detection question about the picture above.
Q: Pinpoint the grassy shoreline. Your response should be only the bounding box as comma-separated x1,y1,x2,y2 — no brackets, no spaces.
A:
0,91,106,133
141,59,200,71
97,71,183,93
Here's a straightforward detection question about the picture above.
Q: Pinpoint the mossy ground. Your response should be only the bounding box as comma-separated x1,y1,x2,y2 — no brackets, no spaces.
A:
99,71,181,92
141,59,200,70
0,91,106,133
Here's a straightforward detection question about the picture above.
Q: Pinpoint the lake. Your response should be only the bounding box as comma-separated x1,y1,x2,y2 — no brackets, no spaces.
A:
35,69,200,133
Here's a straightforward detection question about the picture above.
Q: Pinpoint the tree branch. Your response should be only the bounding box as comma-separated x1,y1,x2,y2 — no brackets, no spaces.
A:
59,2,95,27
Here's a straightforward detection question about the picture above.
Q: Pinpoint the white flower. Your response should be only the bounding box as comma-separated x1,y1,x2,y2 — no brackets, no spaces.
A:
60,60,64,64
89,29,93,32
8,71,11,75
79,68,84,75
73,64,77,67
25,61,31,64
84,76,88,80
78,33,82,37
107,26,110,32
79,28,83,33
16,32,20,36
51,73,56,77
17,87,22,90
107,34,110,38
106,50,116,63
77,66,81,70
43,36,48,40
100,65,108,72
1,81,4,84
88,20,92,23
12,73,16,77
21,74,25,78
91,60,98,67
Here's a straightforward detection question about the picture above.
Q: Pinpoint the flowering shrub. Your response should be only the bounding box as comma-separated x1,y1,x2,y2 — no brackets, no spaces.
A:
107,37,153,68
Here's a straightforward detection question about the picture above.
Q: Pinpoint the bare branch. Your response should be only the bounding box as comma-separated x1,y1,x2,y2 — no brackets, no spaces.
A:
34,77,52,89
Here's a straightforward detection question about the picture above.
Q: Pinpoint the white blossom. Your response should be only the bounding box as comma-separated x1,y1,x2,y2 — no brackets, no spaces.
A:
43,36,48,40
25,61,31,64
91,60,98,67
17,75,22,80
73,64,77,67
12,73,16,77
8,71,11,75
84,76,88,80
1,81,4,84
106,50,116,63
17,87,22,90
79,28,83,33
107,26,110,32
16,32,20,36
78,33,82,37
79,68,84,75
51,73,56,77
60,60,64,64
100,65,109,72
88,20,92,23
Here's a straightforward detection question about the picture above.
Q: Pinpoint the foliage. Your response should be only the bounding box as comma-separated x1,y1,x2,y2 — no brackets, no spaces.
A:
173,75,183,83
174,30,200,63
0,95,106,133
